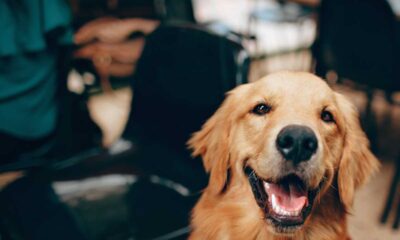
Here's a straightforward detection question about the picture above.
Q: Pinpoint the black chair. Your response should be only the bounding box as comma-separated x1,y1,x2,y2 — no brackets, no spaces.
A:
313,0,400,229
123,24,249,184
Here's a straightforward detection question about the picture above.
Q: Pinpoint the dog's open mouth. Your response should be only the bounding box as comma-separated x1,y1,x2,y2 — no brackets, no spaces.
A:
245,168,320,232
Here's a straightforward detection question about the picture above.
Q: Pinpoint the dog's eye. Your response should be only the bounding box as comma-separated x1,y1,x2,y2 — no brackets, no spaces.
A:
252,103,271,115
321,110,335,123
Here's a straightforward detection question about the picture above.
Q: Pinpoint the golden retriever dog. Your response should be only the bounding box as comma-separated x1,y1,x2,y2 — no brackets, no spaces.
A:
188,72,379,240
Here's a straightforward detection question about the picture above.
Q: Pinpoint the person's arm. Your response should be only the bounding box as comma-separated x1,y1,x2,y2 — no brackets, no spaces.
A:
73,18,159,78
74,17,160,44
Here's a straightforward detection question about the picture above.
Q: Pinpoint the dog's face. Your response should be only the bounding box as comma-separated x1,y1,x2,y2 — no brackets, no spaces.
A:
189,72,378,236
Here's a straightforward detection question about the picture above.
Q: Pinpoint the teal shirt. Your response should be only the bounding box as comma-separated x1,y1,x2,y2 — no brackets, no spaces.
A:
0,0,73,139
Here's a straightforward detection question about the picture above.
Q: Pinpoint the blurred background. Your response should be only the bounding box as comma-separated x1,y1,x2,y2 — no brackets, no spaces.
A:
0,0,399,239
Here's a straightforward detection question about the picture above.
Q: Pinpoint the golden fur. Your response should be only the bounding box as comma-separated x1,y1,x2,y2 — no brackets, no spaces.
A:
188,72,379,240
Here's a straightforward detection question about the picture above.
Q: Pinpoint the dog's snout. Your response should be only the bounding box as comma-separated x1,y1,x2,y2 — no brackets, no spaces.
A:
276,125,318,164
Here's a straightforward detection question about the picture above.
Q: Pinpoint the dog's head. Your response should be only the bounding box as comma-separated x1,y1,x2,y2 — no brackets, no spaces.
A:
189,72,379,235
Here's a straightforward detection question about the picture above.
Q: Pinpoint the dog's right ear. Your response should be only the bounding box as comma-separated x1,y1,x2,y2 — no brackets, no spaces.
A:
188,85,247,195
334,93,380,210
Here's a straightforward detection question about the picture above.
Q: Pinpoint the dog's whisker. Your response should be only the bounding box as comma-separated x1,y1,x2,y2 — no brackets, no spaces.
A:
328,183,338,191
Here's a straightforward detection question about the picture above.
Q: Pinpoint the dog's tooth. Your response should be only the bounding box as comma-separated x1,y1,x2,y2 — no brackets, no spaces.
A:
277,208,283,215
263,182,271,190
275,206,281,214
271,194,277,208
290,210,300,216
273,205,278,213
279,207,285,215
274,205,279,212
283,209,290,216
277,206,284,215
275,205,281,212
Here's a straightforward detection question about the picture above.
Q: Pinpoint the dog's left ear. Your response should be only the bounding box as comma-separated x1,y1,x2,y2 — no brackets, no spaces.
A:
335,93,380,210
188,85,247,195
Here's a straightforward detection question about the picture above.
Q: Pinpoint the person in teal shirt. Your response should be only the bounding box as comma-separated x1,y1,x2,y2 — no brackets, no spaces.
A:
0,1,88,239
0,0,73,139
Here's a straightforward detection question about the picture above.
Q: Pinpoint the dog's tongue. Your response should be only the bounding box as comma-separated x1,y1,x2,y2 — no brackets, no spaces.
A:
264,180,308,212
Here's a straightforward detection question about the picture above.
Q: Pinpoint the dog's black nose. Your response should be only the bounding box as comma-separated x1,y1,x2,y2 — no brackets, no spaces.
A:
276,125,318,164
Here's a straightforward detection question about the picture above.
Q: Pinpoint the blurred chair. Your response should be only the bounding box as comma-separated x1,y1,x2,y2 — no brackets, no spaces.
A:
154,0,196,23
312,0,400,229
313,0,400,107
248,0,315,57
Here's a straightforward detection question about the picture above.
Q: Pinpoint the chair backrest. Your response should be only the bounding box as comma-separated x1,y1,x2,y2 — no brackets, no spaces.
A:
313,0,399,90
123,24,250,150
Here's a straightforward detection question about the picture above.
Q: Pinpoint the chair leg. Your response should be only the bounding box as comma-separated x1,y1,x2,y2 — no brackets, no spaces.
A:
394,196,400,229
364,90,379,153
380,155,400,224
